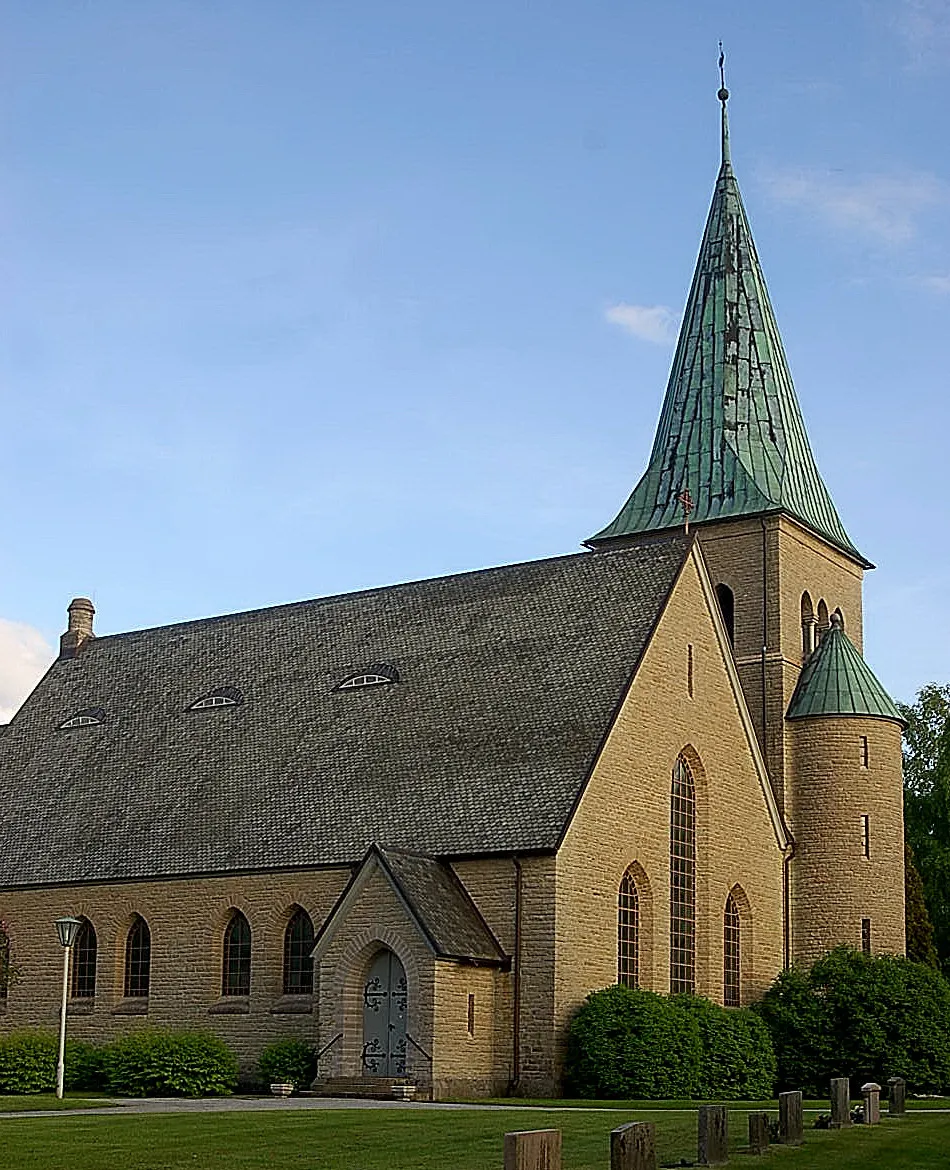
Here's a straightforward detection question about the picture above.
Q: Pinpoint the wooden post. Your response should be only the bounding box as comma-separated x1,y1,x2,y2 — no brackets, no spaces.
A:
887,1076,906,1116
611,1121,657,1170
747,1111,769,1154
698,1105,728,1166
830,1077,851,1128
779,1091,803,1146
504,1130,562,1170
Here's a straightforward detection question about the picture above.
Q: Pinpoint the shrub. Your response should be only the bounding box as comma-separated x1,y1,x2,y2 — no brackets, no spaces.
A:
756,947,950,1095
103,1029,238,1098
257,1038,319,1090
0,1031,56,1094
565,985,703,1098
676,995,776,1099
64,1040,108,1091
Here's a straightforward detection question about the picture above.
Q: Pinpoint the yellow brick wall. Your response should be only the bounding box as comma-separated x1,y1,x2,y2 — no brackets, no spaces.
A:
0,869,349,1076
432,961,501,1097
553,548,786,1081
787,717,905,964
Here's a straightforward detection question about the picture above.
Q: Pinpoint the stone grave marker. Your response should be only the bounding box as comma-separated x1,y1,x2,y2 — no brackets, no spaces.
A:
748,1110,769,1155
887,1076,906,1116
779,1090,803,1146
830,1077,851,1128
861,1082,881,1125
698,1105,728,1166
611,1121,657,1170
504,1130,562,1170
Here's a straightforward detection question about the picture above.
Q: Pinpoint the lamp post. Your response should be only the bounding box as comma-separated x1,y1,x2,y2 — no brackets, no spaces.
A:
54,917,82,1100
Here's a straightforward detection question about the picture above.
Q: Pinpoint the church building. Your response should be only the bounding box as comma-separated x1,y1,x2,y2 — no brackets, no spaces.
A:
0,87,905,1099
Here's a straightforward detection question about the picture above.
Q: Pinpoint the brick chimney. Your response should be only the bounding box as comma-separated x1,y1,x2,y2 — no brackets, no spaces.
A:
60,597,96,659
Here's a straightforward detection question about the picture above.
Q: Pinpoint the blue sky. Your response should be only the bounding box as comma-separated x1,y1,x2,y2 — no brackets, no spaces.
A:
2,0,948,718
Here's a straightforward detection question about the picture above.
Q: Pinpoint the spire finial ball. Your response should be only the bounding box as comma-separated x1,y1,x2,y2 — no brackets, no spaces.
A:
718,86,729,102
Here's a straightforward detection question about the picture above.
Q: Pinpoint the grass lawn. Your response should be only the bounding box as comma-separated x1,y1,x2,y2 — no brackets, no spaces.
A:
0,1093,110,1112
0,1106,948,1169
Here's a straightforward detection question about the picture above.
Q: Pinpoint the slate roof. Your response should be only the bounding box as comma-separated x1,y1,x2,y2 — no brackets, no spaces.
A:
589,97,868,567
786,618,902,724
0,536,691,888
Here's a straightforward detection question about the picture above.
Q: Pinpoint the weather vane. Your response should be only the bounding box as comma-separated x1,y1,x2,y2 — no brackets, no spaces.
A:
675,488,694,534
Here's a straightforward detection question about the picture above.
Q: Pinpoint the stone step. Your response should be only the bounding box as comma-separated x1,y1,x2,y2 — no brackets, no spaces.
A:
307,1076,411,1100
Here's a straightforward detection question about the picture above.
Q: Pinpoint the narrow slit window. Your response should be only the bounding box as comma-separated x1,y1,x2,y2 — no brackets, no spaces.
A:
862,814,870,858
467,993,475,1037
861,736,869,768
687,645,694,699
0,927,10,1001
861,918,872,955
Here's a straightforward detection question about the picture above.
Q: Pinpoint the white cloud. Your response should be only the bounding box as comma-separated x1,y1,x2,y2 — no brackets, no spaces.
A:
605,302,678,344
760,167,945,244
0,619,54,724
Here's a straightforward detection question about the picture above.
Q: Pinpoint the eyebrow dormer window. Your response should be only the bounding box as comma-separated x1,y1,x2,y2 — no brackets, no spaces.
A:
59,708,105,730
188,687,243,711
335,664,399,691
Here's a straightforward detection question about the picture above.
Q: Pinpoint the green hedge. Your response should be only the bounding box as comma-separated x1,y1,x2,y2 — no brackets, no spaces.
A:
104,1030,238,1097
565,985,774,1099
0,1029,238,1097
756,947,950,1095
257,1038,319,1090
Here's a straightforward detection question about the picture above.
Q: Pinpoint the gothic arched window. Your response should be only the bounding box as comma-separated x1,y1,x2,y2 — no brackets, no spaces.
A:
801,592,815,658
124,916,151,998
223,911,251,997
817,599,829,641
283,909,315,996
724,892,741,1007
670,756,697,994
71,919,97,999
714,584,735,649
617,868,640,988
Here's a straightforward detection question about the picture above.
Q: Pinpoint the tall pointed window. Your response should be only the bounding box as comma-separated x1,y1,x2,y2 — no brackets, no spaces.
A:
723,893,741,1007
283,909,314,996
617,868,640,988
801,592,815,658
124,916,151,998
715,584,735,649
223,912,251,997
71,919,97,999
670,755,696,994
817,599,829,641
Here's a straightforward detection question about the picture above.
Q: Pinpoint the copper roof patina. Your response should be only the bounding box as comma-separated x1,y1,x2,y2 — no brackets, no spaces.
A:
786,616,902,724
589,89,868,566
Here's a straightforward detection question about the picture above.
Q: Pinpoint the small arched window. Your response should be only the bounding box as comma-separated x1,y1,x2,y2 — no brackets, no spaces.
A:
833,607,845,631
71,919,97,999
817,599,829,641
283,909,315,996
801,592,815,658
0,924,10,1000
670,755,697,995
724,893,741,1007
223,911,251,997
188,687,243,711
124,916,151,998
714,584,735,649
617,868,640,988
59,707,105,730
335,663,399,691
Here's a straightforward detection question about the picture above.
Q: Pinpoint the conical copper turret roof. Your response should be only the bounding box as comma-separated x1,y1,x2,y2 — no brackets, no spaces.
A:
589,88,868,567
786,616,901,723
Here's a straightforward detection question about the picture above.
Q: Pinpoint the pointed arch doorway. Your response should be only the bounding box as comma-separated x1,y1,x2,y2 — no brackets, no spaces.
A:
361,948,407,1076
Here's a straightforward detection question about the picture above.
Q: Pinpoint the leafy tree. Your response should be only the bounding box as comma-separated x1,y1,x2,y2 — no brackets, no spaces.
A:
906,845,939,967
899,684,950,968
756,948,950,1095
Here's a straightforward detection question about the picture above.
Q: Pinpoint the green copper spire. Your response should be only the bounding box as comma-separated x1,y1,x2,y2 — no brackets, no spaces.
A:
589,79,867,566
786,615,902,724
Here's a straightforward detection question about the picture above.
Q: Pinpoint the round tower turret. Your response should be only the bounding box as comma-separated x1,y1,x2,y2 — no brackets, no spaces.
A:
786,614,905,966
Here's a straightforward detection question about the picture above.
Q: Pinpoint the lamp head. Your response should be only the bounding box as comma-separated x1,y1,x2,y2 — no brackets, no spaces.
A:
55,917,83,948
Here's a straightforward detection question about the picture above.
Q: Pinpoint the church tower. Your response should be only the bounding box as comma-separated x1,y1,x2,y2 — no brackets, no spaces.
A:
588,76,905,963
